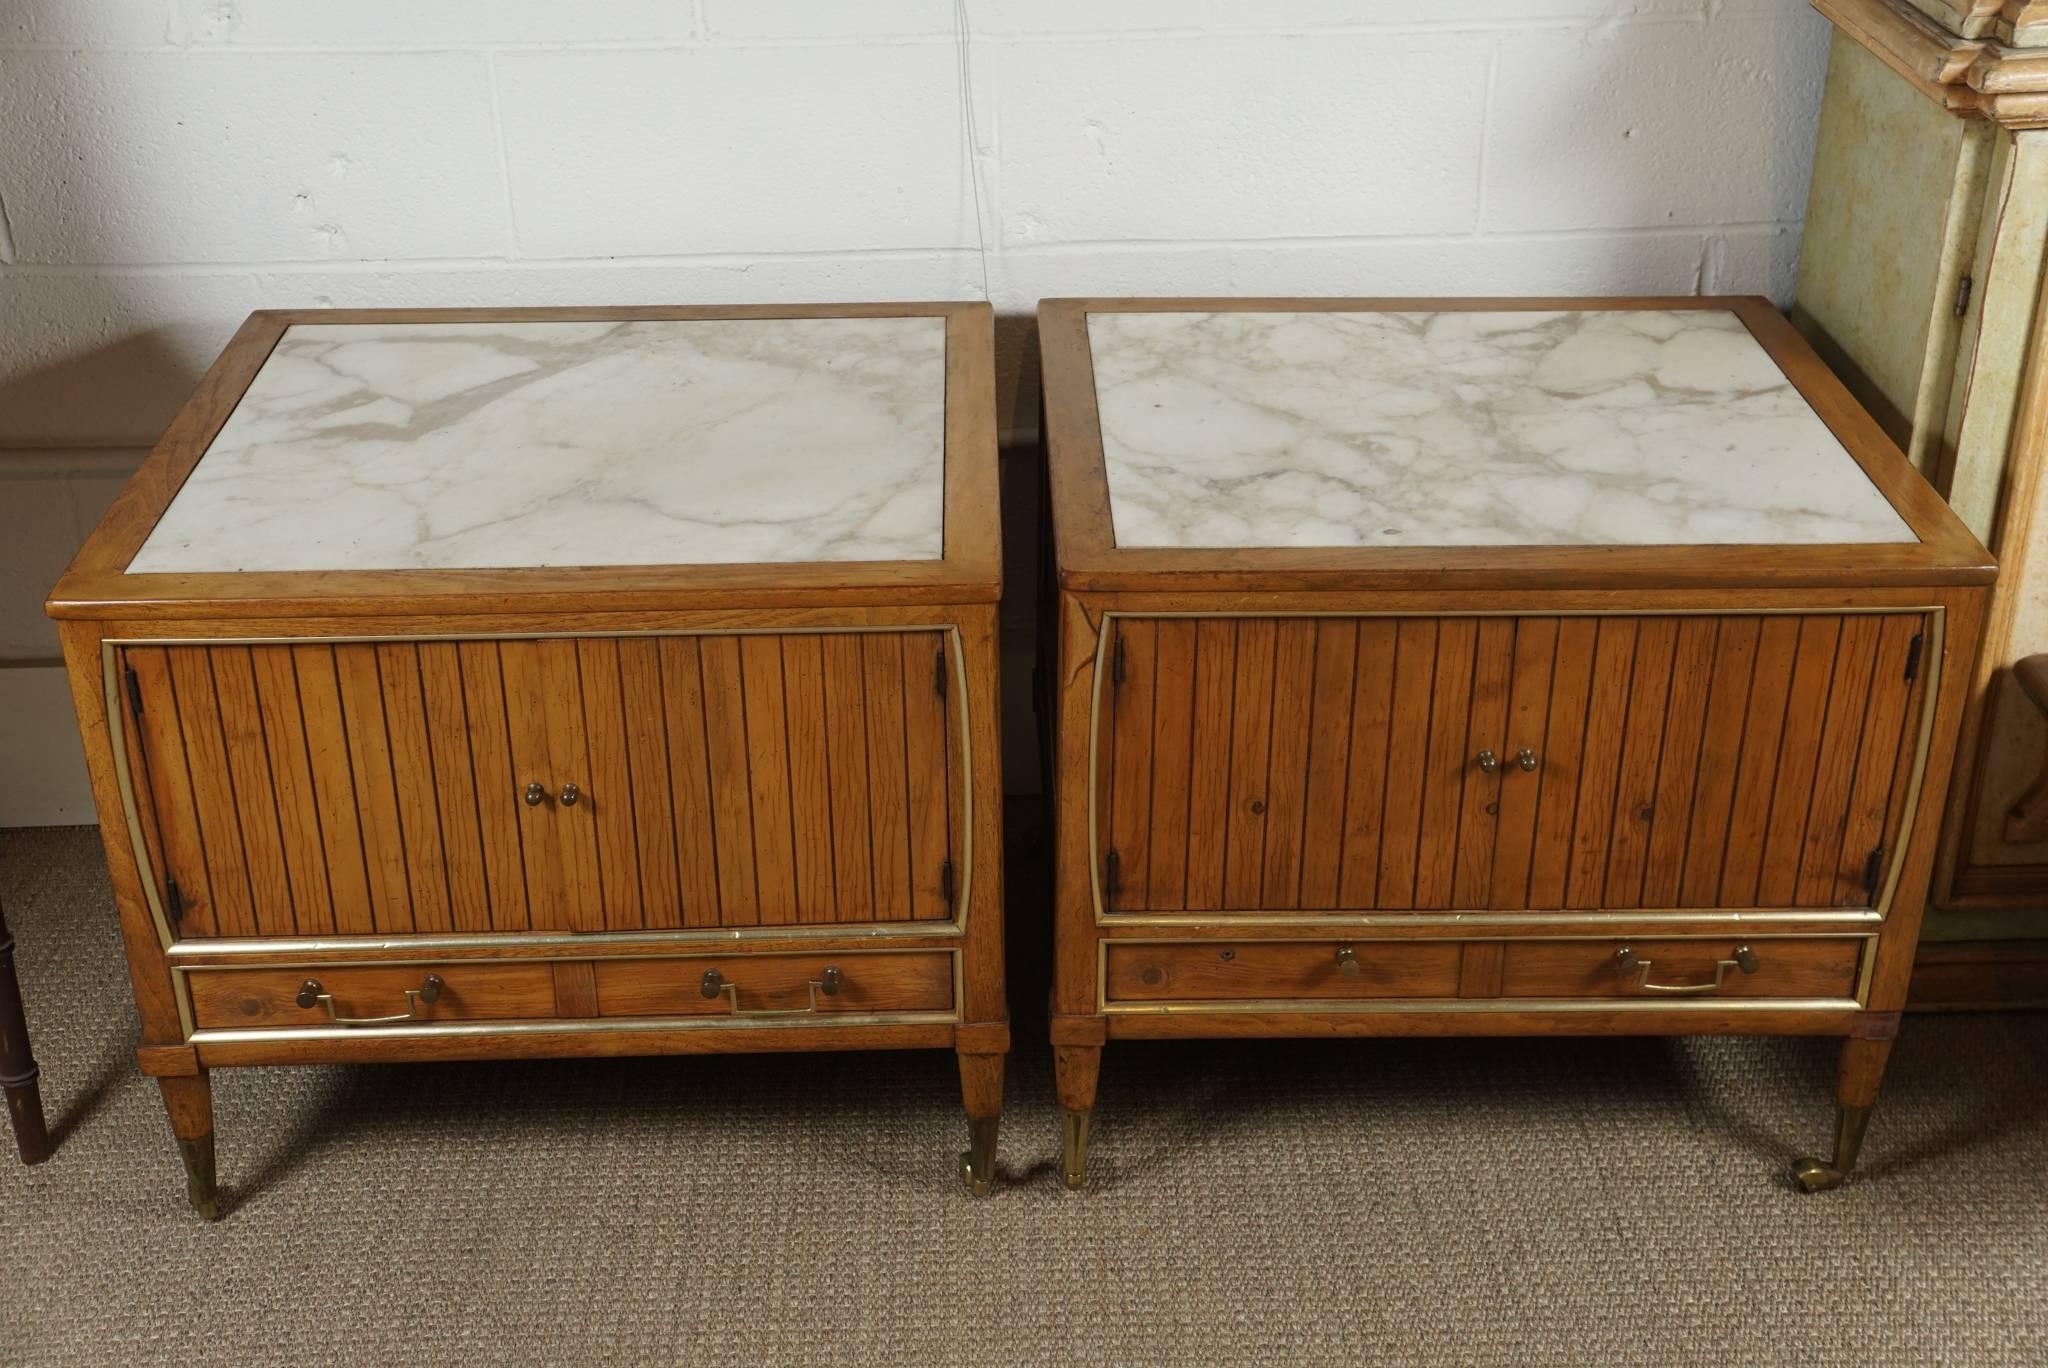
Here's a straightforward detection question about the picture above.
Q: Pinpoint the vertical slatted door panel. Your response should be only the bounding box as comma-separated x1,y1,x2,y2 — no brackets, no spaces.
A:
1835,616,1931,909
783,635,836,924
900,633,953,921
204,648,295,937
1097,616,1491,913
454,641,531,933
166,649,260,937
119,648,216,937
576,638,645,933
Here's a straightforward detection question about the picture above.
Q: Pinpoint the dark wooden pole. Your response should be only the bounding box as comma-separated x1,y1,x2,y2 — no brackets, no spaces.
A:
0,898,51,1165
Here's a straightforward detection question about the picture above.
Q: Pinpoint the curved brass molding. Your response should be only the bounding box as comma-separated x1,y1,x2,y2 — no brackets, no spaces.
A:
1816,0,2048,126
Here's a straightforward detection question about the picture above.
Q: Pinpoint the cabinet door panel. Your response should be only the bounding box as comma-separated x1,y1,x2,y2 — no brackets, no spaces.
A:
119,630,959,939
1094,612,1929,916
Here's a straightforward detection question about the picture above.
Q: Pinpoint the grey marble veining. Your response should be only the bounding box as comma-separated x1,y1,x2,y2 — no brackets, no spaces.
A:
1087,309,1916,549
131,316,948,573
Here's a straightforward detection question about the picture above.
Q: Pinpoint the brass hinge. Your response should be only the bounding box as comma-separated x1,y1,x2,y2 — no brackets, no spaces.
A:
124,664,144,719
1111,632,1127,688
1862,847,1884,902
940,858,956,913
934,645,947,700
1955,274,1975,318
1904,632,1925,683
1105,849,1122,899
163,877,184,928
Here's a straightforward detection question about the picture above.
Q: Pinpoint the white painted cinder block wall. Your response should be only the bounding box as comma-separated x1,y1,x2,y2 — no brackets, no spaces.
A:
0,0,1832,821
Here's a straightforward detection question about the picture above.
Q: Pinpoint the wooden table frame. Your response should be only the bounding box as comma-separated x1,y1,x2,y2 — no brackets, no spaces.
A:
1038,295,1994,1192
48,302,1010,1215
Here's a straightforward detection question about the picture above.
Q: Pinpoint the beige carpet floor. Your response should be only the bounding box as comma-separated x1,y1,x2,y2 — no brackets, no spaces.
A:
2,824,2047,1366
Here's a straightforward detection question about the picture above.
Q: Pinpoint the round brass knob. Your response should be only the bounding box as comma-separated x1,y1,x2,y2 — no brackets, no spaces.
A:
700,969,725,999
418,974,444,1004
1516,748,1539,772
296,979,322,1009
560,782,581,807
1476,750,1500,775
1733,945,1759,975
818,966,843,996
1335,945,1362,977
524,782,546,807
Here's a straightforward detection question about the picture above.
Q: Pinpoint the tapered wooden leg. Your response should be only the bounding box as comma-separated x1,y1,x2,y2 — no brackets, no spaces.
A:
1054,1041,1102,1190
0,902,51,1165
1793,1035,1892,1194
957,1050,1004,1197
157,1073,220,1220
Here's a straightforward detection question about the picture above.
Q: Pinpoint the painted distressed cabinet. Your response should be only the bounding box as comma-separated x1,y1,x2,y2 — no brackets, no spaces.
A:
48,303,1009,1216
1038,297,1992,1192
1795,0,2048,983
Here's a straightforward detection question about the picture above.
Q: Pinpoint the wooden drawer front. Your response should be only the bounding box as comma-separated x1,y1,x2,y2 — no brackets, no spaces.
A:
1105,942,1463,1004
1497,938,1864,1001
592,952,954,1018
1097,613,1928,915
119,631,961,939
188,963,558,1030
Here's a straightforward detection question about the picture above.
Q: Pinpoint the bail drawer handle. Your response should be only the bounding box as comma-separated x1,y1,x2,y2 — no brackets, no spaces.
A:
1613,945,1758,995
698,965,844,1017
296,974,443,1025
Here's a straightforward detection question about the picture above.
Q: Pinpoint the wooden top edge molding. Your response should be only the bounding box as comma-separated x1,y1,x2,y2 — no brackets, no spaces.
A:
1036,294,1996,593
1815,0,2048,125
46,303,1004,621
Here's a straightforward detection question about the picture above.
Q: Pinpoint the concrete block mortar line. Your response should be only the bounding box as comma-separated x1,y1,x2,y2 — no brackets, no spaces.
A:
0,13,1758,57
485,50,521,261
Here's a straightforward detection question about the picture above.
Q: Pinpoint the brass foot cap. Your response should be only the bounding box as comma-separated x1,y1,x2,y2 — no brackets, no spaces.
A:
1060,1168,1086,1191
187,1188,222,1221
959,1152,994,1198
1791,1157,1846,1194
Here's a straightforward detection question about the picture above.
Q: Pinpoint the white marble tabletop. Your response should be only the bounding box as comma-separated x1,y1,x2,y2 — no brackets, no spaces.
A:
1086,309,1916,549
130,316,948,573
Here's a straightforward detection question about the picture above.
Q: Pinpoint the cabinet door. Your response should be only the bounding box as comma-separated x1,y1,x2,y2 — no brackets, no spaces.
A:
1095,613,1929,915
118,631,961,939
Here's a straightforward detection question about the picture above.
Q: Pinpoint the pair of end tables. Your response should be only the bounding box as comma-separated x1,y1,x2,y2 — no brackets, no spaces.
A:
43,298,1990,1216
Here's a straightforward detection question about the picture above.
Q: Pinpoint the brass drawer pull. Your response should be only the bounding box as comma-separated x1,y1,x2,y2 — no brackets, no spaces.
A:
524,782,546,807
295,974,444,1025
1613,945,1758,995
1516,748,1539,772
559,782,581,807
1334,945,1362,977
698,965,843,1016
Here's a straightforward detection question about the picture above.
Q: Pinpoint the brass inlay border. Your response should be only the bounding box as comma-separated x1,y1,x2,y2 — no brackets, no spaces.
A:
1085,607,1945,928
106,623,978,1043
1096,934,1878,1015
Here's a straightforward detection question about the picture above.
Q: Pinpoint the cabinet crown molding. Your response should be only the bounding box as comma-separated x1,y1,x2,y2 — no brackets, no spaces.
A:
1816,0,2048,126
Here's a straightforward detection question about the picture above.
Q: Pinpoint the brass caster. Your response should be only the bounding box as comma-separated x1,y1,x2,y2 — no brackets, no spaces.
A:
178,1134,222,1221
1060,1108,1091,1191
960,1115,999,1198
1792,1102,1872,1195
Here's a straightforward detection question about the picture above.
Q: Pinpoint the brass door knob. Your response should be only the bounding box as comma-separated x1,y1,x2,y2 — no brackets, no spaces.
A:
1476,750,1500,775
1516,748,1540,772
1335,945,1361,976
524,782,546,807
559,783,581,807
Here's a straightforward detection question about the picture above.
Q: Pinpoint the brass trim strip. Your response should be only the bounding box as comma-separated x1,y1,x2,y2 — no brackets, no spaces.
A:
190,1010,962,1046
1092,910,1886,930
165,922,960,960
1100,997,1865,1017
173,946,958,972
109,622,978,980
1084,607,1944,927
100,640,195,1038
1096,934,1879,1012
